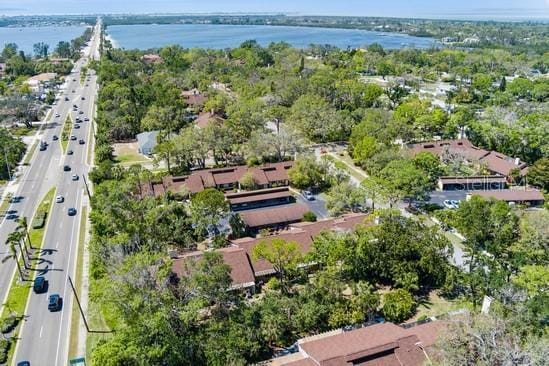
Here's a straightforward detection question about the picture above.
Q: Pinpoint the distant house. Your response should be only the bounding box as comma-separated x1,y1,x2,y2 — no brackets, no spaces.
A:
181,89,207,108
136,131,159,156
24,72,57,93
272,321,446,366
437,176,507,191
194,111,225,129
0,63,5,78
141,54,163,64
468,189,545,207
408,139,528,178
142,161,294,197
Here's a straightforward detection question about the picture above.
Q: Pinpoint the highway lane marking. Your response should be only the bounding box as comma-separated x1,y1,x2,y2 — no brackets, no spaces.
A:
56,241,59,249
39,326,43,338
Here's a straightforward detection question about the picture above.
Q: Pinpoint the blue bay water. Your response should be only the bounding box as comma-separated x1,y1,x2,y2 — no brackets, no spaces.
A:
0,26,88,55
107,24,436,50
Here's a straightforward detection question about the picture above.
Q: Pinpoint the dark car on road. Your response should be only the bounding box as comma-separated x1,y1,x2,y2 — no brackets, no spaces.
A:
52,135,59,141
33,276,47,293
64,96,69,101
68,208,77,216
63,165,71,172
74,124,80,129
79,139,85,145
9,196,22,203
6,213,19,220
67,150,74,155
48,294,62,311
17,361,30,366
70,135,77,141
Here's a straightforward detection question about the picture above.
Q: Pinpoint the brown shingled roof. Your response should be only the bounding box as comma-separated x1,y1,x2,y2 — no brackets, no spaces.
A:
195,111,225,129
225,187,292,205
240,203,309,229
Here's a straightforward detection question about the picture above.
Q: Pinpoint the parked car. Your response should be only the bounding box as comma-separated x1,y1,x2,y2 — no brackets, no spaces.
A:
303,190,315,201
63,165,71,172
450,200,460,208
68,208,77,216
33,276,47,293
443,200,454,209
48,294,62,311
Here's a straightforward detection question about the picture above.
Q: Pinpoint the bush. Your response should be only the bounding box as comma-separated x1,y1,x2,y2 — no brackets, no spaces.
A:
0,338,11,364
0,315,19,334
382,289,416,323
303,211,317,222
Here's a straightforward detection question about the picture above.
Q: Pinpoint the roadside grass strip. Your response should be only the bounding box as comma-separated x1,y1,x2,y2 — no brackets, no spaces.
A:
0,187,55,365
68,206,87,360
22,141,38,166
0,193,10,220
61,115,73,153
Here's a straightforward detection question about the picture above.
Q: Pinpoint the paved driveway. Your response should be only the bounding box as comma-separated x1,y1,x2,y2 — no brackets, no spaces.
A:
296,193,329,220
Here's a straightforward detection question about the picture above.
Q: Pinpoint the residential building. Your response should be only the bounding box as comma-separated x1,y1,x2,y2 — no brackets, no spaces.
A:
408,138,528,178
194,111,225,129
272,321,445,366
24,72,57,93
171,213,369,289
239,203,310,232
468,189,545,207
226,187,294,211
141,54,163,64
143,161,294,196
181,89,207,108
136,130,159,156
437,175,507,191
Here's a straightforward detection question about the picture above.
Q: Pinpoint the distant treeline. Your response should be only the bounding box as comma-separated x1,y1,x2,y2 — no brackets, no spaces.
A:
0,15,96,28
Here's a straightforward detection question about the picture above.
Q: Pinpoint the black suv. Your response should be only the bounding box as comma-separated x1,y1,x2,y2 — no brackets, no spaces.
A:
48,294,62,311
63,165,71,172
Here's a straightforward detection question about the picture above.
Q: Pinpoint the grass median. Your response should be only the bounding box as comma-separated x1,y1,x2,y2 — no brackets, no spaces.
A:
68,206,87,360
0,187,56,365
61,115,73,153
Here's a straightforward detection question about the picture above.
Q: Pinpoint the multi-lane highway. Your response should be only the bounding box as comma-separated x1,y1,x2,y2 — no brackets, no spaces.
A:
6,21,101,366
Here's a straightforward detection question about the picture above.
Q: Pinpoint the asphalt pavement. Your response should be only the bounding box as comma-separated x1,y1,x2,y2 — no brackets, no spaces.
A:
11,21,101,366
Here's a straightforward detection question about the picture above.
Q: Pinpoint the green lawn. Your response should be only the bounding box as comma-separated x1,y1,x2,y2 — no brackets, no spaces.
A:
23,140,38,166
10,126,37,137
85,279,113,361
411,291,473,322
323,152,367,182
0,187,55,365
0,192,10,219
69,207,88,361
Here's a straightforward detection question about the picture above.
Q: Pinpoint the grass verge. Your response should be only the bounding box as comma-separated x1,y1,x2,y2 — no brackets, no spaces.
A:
0,187,55,365
68,206,87,360
61,115,73,153
323,152,368,182
23,141,38,166
0,193,10,219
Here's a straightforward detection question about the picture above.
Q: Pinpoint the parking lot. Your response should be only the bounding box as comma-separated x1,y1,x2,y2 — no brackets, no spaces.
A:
427,190,468,207
295,192,329,220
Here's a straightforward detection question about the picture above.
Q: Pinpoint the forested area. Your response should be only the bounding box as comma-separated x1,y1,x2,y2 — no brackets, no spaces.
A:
87,34,548,364
0,129,26,180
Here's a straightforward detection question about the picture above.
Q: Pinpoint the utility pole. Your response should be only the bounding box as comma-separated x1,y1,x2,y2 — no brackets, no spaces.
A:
68,275,90,333
82,175,91,197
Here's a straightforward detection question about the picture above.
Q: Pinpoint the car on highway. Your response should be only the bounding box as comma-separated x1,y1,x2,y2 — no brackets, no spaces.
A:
72,90,75,93
67,150,74,155
74,124,80,129
33,276,47,293
79,139,85,145
72,174,79,181
65,97,69,101
63,165,71,172
56,195,64,203
84,117,89,122
55,113,60,118
81,96,85,100
6,213,19,220
48,294,62,311
9,196,22,203
52,135,59,141
302,190,315,201
70,135,77,141
79,110,84,114
16,361,30,366
68,208,77,216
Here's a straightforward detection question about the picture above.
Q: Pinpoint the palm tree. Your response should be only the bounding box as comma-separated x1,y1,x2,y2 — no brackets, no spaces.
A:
7,230,29,269
16,216,32,250
2,242,25,281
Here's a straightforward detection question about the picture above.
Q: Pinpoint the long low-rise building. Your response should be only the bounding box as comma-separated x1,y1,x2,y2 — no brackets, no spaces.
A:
437,175,507,191
273,321,446,366
226,187,294,211
239,203,310,231
171,213,369,290
408,139,528,177
468,188,545,206
143,161,294,196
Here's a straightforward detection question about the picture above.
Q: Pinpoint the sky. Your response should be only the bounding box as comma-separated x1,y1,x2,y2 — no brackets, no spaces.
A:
1,0,548,20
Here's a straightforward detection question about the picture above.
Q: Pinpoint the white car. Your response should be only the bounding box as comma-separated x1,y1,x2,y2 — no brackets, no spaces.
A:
443,200,454,209
55,195,64,203
55,113,60,118
72,174,79,181
303,190,315,201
